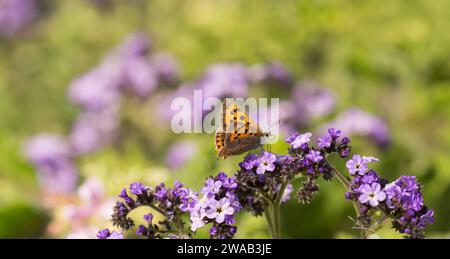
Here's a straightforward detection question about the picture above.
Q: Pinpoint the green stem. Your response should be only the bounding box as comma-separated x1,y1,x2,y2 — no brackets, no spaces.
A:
325,160,369,239
272,178,287,239
273,203,281,239
264,209,275,238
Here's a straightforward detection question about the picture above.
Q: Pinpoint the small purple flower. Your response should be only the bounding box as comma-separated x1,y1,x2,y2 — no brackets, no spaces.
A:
317,135,332,148
107,231,124,239
155,183,167,200
286,132,312,149
179,189,199,212
358,183,386,207
256,152,276,175
190,210,206,232
346,154,379,175
384,182,402,201
328,128,342,139
205,198,235,224
119,188,134,205
144,213,153,224
360,170,380,185
96,229,110,239
222,177,237,190
217,172,238,190
420,209,434,225
130,182,146,195
201,179,223,195
136,225,146,236
395,176,420,193
306,150,323,163
209,226,218,236
239,154,260,170
97,229,123,239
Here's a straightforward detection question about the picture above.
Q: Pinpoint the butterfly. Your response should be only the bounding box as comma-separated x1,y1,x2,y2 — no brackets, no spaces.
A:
215,99,270,159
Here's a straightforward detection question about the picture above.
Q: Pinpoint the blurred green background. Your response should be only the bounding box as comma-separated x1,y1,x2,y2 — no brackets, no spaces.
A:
0,0,449,238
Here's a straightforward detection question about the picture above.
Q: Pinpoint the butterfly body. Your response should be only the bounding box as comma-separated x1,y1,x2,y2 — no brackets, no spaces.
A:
215,100,269,159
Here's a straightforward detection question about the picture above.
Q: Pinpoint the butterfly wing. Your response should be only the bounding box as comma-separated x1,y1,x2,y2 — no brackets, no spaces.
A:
221,99,262,136
215,99,266,159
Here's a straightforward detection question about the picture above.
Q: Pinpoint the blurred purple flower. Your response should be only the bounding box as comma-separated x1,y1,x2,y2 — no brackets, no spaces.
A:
60,178,115,234
69,109,119,155
156,63,249,125
199,63,249,99
156,83,196,123
24,134,78,194
151,53,180,83
247,62,293,87
117,32,151,58
0,0,36,38
166,140,198,170
122,56,158,98
67,62,122,112
322,108,390,147
292,82,335,125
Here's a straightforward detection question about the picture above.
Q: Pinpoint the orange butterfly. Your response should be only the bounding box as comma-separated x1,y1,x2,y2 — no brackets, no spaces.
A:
215,99,270,159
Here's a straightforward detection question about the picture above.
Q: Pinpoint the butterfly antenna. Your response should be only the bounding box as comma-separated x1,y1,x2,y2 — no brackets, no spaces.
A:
264,120,281,134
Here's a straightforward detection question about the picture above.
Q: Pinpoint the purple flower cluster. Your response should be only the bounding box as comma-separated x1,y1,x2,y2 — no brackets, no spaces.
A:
188,172,241,239
103,173,241,239
67,32,179,154
0,0,37,38
234,151,294,215
345,155,434,239
385,176,434,238
285,128,351,204
110,180,195,239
